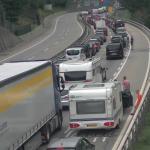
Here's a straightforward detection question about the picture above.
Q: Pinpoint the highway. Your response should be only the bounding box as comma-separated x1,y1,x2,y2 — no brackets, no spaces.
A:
0,11,149,150
39,19,150,150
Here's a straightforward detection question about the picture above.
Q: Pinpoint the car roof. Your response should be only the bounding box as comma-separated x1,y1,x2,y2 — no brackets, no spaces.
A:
107,43,121,46
66,47,82,51
48,137,82,148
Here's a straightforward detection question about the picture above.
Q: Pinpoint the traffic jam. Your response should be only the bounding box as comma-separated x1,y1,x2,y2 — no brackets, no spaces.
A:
47,6,133,150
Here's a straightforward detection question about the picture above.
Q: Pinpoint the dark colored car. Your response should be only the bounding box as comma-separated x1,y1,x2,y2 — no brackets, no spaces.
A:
47,137,95,150
117,31,129,47
106,43,124,59
115,19,125,27
95,31,107,42
111,35,124,48
96,27,108,36
92,34,104,45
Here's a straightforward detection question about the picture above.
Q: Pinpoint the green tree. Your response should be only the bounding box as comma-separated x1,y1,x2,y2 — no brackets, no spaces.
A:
1,0,26,23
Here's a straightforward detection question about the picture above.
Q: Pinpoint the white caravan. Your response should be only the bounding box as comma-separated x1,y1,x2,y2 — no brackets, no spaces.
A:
69,82,123,129
59,58,107,107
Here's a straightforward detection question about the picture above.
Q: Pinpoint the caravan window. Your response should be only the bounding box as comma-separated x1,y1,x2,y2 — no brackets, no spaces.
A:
76,100,105,114
64,71,86,81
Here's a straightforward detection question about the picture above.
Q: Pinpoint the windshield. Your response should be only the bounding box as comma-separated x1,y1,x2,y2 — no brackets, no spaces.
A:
67,50,80,56
76,100,105,114
64,71,86,81
107,44,120,50
111,38,120,43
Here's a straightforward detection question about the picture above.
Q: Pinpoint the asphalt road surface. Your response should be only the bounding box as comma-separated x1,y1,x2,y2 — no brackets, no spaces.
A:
39,23,150,149
0,12,149,150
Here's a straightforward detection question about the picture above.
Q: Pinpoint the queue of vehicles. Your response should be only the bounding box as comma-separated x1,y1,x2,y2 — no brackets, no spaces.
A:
0,8,132,150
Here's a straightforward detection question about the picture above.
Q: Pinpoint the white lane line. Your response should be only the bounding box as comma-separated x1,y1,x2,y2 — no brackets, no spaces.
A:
93,137,98,143
65,130,74,138
43,48,49,52
0,14,65,63
75,13,84,37
64,128,70,134
102,137,107,142
113,72,117,77
117,67,121,71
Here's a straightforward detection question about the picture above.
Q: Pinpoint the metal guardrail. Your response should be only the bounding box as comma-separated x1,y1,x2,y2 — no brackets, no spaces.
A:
112,20,150,150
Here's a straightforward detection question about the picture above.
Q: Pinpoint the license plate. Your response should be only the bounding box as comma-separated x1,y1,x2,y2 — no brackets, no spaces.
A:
86,124,97,127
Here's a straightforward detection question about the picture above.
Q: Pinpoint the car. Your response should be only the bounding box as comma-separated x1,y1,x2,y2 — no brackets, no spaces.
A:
111,35,124,48
88,38,101,53
65,47,86,60
106,43,124,59
47,137,95,150
96,27,108,36
117,31,129,47
95,31,106,42
92,34,104,45
116,27,126,34
115,19,125,29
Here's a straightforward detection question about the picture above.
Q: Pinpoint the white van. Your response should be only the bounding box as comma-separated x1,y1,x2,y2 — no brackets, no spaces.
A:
59,58,107,107
65,47,86,60
69,82,123,129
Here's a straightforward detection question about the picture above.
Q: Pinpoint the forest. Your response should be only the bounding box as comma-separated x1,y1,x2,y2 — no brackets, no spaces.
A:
120,0,150,27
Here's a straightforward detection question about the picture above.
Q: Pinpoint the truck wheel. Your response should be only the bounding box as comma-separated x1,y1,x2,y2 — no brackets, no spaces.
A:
57,112,63,130
42,125,51,144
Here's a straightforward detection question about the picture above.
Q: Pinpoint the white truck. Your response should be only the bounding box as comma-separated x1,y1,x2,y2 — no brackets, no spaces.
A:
59,57,107,107
69,82,123,129
0,60,64,150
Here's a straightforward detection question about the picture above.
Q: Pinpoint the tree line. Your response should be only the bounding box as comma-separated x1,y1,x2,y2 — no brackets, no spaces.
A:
120,0,150,27
0,0,68,25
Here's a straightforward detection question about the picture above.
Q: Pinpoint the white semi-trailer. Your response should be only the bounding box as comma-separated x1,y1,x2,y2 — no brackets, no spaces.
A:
0,60,64,150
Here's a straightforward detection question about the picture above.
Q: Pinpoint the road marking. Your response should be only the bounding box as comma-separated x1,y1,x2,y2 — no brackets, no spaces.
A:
43,48,49,52
65,130,74,138
112,25,150,150
0,15,65,63
64,128,70,134
75,13,84,37
102,137,107,142
93,137,98,143
113,72,117,77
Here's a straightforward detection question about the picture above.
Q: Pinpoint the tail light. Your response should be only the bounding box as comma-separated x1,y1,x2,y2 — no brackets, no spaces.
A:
69,123,80,128
104,121,114,127
84,80,92,82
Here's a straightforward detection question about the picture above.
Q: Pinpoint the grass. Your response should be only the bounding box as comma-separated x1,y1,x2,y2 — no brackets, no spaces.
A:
132,109,150,150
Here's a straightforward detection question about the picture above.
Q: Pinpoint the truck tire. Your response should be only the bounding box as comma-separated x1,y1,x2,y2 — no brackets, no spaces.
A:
57,111,63,130
42,124,51,144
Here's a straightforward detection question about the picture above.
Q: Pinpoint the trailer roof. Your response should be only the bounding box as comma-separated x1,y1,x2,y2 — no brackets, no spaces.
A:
0,61,49,82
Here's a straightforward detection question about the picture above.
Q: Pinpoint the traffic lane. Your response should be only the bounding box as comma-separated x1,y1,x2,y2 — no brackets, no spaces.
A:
106,24,150,149
117,24,149,98
41,24,149,150
9,13,83,61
